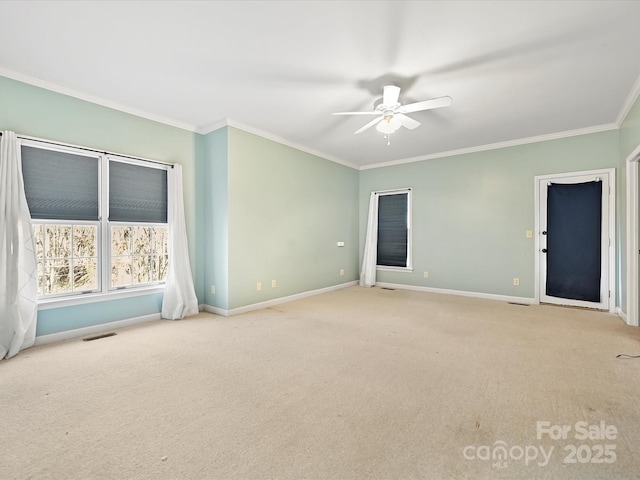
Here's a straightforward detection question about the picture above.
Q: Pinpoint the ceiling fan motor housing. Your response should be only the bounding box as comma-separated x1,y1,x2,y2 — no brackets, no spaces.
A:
374,97,400,113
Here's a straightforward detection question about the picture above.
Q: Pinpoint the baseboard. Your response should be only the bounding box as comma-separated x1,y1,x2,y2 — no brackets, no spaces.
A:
375,282,538,305
203,280,359,317
34,313,161,346
203,304,229,316
617,307,629,324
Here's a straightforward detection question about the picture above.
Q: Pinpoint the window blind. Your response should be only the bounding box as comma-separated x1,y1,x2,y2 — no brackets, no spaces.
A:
377,193,408,267
109,160,167,223
21,146,99,220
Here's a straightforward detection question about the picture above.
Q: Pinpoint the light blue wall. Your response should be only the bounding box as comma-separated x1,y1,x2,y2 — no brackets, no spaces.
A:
201,127,230,310
0,76,200,336
226,128,359,309
194,129,207,306
36,295,163,336
4,72,640,336
359,131,620,301
199,127,359,312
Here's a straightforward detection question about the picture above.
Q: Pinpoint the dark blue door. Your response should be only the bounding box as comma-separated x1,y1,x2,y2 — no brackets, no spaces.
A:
545,181,602,302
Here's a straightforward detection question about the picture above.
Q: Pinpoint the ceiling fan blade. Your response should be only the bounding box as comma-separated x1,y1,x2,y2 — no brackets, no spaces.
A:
354,116,383,134
383,85,401,106
332,111,380,116
395,113,421,130
398,96,452,114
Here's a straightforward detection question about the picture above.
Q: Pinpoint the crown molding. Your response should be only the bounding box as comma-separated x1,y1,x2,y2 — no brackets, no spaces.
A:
359,123,619,170
616,72,640,127
0,68,198,133
196,118,228,134
3,67,629,172
199,118,358,170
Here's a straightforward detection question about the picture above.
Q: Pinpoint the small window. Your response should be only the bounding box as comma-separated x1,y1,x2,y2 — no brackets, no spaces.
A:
377,189,411,269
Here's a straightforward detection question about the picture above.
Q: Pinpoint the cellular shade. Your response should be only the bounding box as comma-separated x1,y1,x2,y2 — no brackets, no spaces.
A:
377,192,408,267
109,160,167,223
21,146,99,220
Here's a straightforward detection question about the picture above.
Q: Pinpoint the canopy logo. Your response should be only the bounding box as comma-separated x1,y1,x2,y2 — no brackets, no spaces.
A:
463,442,553,469
463,421,618,469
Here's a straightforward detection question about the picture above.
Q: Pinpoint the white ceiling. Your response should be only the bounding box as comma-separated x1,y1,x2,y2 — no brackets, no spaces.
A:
1,0,640,169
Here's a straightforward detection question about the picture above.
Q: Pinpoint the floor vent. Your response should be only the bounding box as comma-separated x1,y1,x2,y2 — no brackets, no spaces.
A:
508,302,530,307
83,332,117,342
381,287,396,291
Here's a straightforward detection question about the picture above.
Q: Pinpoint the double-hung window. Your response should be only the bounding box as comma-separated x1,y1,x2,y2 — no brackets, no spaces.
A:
20,139,169,303
377,189,412,270
108,159,168,289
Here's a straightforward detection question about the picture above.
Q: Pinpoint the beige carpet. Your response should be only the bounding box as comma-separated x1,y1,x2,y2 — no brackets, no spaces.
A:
1,286,640,479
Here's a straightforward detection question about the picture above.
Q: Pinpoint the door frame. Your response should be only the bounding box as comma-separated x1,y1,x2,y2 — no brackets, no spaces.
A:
625,145,640,326
534,168,616,313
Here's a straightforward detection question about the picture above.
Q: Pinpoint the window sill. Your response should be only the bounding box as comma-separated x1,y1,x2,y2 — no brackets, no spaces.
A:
376,266,414,273
37,285,166,310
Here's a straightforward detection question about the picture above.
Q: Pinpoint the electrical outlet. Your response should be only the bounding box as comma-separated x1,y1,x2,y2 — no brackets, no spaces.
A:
257,282,262,291
210,285,216,294
339,269,345,276
272,279,277,288
423,271,429,279
513,278,520,286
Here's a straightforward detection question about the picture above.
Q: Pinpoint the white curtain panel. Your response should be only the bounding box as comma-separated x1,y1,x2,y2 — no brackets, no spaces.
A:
161,164,199,320
0,131,37,359
360,192,379,287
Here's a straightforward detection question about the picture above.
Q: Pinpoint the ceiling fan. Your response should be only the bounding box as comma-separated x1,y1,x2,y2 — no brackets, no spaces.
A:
332,85,452,144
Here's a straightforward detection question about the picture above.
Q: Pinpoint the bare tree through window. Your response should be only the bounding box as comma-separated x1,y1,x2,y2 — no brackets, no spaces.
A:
111,225,168,288
33,223,98,295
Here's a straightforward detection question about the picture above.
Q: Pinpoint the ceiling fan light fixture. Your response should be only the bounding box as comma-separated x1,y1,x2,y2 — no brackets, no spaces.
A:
376,115,402,134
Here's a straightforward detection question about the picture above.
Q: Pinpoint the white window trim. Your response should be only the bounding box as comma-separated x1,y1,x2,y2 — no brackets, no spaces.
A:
37,285,166,310
20,137,171,309
377,265,414,273
376,188,413,272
